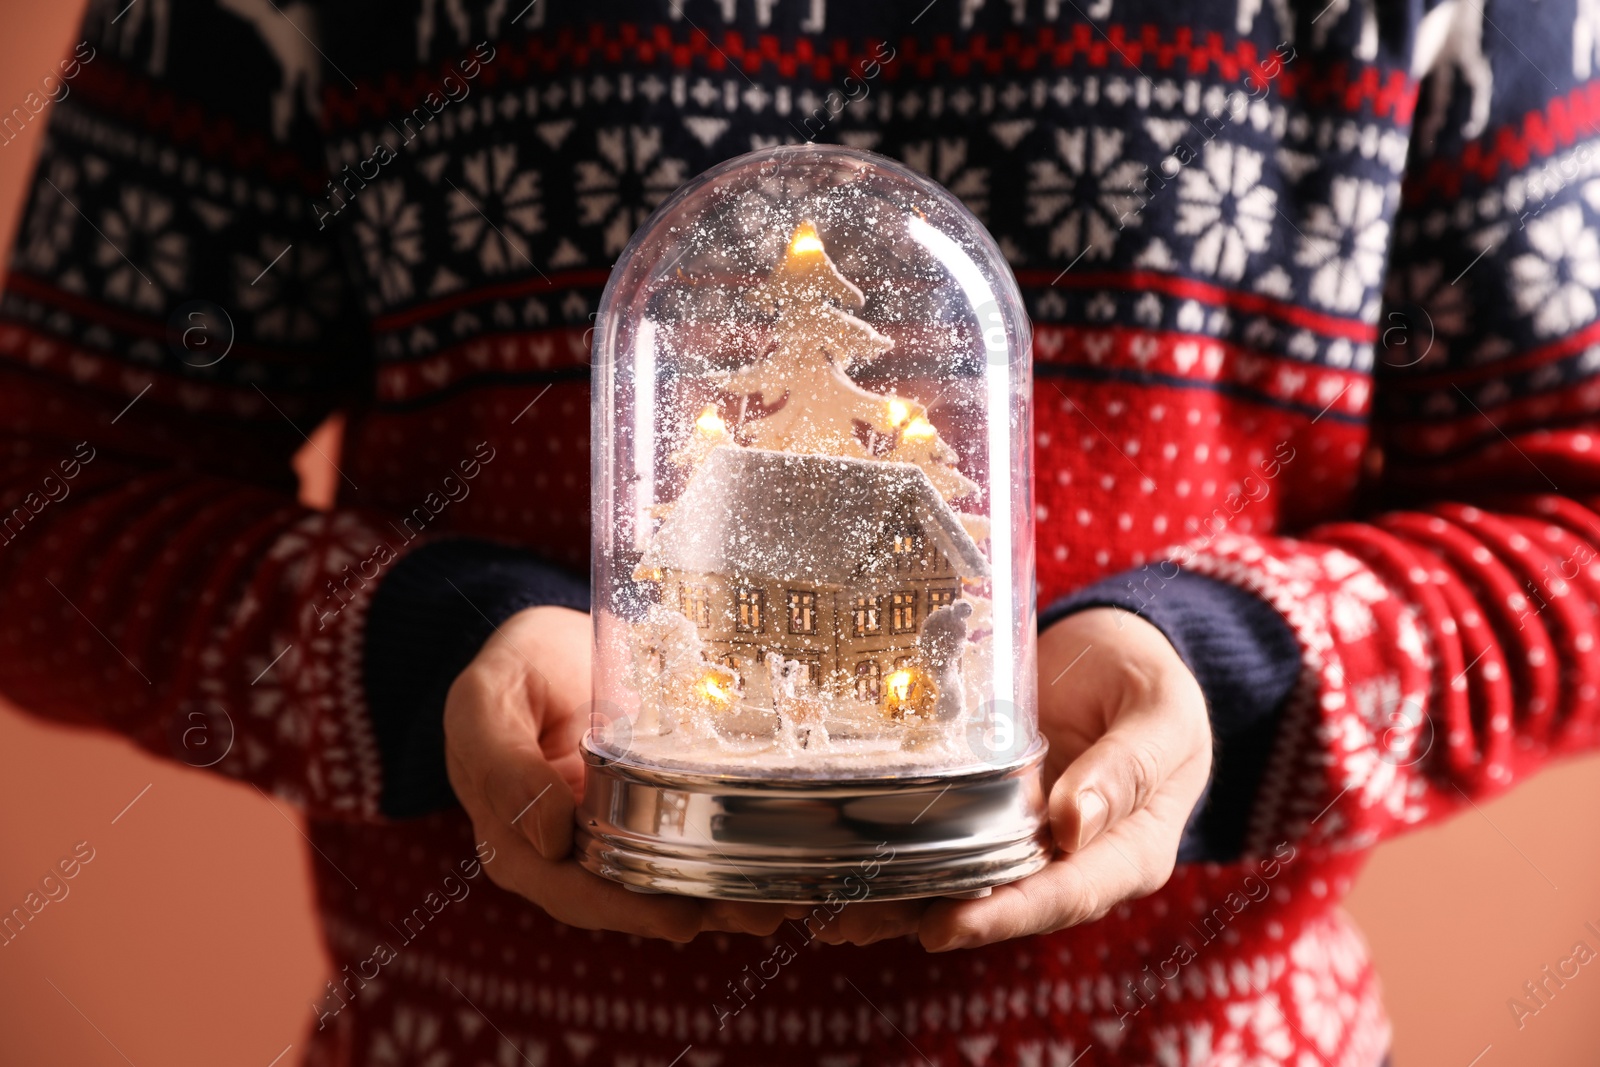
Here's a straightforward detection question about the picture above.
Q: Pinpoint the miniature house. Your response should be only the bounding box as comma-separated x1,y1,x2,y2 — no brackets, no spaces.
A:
639,446,989,711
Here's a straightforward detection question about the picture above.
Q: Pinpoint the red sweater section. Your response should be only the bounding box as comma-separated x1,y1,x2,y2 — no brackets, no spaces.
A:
3,2,1600,1064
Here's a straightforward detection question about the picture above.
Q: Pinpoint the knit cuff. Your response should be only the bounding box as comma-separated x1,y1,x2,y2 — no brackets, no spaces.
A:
363,539,590,818
1041,564,1300,863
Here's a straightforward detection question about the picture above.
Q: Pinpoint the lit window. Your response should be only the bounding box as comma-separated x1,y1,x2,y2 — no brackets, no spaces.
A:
891,525,926,571
681,584,711,627
855,659,882,702
736,587,765,633
890,590,918,634
852,594,883,637
786,590,817,635
928,587,958,612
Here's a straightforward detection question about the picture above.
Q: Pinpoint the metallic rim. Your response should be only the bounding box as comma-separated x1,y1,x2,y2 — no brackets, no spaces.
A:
576,738,1052,902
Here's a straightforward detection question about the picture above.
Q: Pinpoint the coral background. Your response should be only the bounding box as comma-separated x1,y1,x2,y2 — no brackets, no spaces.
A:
0,4,1597,1063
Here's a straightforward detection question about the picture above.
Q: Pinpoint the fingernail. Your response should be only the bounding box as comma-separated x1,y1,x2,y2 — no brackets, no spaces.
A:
1075,790,1108,851
932,935,974,953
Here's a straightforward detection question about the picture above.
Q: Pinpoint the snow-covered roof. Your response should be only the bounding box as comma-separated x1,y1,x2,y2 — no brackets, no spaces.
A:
641,446,989,586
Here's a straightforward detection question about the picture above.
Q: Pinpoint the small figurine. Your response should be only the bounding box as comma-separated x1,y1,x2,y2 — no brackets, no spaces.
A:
633,605,737,737
917,600,973,726
765,651,829,751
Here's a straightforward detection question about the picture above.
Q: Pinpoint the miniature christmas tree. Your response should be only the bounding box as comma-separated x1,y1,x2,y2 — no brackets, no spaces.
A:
722,222,979,505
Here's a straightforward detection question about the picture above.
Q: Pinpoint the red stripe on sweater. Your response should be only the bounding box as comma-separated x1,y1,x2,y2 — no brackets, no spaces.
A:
1383,378,1600,459
3,273,329,367
0,318,330,421
1033,322,1371,417
374,328,590,403
1383,317,1600,391
1406,80,1600,202
69,60,329,194
321,25,1411,127
370,270,614,332
1016,269,1378,342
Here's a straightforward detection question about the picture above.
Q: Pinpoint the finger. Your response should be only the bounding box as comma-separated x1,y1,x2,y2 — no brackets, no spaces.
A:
919,829,1162,951
483,742,576,862
485,836,705,942
704,900,791,937
1048,698,1201,853
445,667,579,862
803,898,927,946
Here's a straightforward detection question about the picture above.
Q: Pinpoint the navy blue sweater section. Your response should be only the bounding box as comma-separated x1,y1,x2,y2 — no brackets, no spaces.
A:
1043,566,1301,863
364,539,589,819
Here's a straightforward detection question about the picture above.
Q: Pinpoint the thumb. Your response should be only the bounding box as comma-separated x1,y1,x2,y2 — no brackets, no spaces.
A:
483,743,577,862
1047,713,1172,854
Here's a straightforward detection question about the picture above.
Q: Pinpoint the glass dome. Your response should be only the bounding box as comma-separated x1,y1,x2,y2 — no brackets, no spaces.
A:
589,143,1034,782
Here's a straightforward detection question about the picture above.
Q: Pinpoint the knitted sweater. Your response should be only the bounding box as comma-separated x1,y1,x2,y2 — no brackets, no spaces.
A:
3,1,1598,1064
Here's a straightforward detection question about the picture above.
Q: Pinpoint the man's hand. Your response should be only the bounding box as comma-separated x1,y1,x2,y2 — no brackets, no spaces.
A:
919,607,1213,951
444,605,790,941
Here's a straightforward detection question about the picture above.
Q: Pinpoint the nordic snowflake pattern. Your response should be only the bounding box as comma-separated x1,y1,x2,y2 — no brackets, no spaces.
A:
3,0,1600,1064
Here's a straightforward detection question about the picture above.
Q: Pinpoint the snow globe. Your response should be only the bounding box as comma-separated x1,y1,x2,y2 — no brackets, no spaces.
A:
579,144,1048,901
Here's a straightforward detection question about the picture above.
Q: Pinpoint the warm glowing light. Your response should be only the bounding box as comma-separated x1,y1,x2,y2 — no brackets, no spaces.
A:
788,222,824,256
884,669,915,703
902,416,936,440
887,397,911,426
695,405,728,436
698,674,733,705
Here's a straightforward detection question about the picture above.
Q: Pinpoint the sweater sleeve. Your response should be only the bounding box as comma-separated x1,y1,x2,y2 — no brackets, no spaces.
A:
1196,10,1600,861
1045,6,1600,864
363,541,588,817
0,3,579,821
1047,485,1600,866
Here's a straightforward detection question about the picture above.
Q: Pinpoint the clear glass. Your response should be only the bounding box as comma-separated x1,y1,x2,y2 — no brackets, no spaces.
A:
590,144,1034,778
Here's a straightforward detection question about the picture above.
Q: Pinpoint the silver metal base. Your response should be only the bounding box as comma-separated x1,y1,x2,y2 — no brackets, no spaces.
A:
575,738,1052,902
